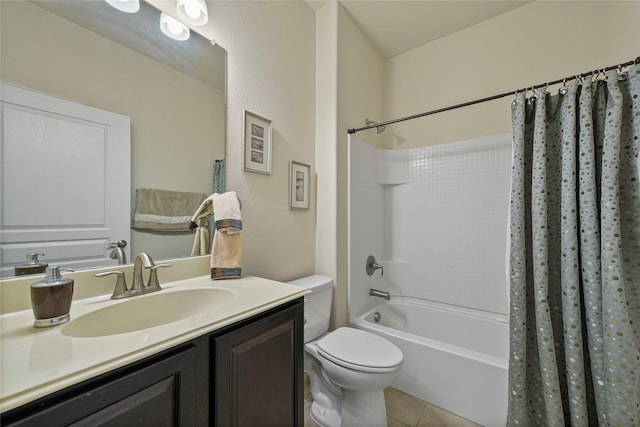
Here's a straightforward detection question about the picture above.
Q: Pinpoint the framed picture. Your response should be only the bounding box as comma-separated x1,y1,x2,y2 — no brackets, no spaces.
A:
289,161,310,210
243,110,272,174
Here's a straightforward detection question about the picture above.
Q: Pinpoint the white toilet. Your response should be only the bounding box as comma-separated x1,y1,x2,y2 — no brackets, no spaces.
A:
290,275,403,427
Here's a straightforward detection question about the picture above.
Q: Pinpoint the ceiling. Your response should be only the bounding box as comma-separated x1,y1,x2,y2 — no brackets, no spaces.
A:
307,0,531,58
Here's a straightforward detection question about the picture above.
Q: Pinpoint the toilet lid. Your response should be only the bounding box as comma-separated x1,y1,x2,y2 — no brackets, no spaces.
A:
317,327,403,373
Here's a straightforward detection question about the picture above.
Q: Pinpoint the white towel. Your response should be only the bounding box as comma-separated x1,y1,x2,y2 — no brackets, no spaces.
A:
210,191,242,279
212,192,242,234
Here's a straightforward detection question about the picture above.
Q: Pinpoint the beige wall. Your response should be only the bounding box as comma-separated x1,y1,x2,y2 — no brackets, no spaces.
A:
315,2,339,315
383,1,640,149
335,4,385,327
315,1,386,328
206,1,318,282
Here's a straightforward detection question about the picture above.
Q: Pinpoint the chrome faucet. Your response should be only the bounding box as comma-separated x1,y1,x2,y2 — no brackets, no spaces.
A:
132,252,154,292
369,288,391,300
96,253,171,299
132,252,172,293
108,240,127,265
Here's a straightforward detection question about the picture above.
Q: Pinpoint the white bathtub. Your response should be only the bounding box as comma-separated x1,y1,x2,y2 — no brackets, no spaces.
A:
351,297,509,427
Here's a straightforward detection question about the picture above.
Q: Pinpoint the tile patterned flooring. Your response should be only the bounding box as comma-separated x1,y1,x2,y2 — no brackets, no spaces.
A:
303,374,482,427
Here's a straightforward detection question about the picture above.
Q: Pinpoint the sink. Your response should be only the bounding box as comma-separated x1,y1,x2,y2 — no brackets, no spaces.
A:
62,288,234,338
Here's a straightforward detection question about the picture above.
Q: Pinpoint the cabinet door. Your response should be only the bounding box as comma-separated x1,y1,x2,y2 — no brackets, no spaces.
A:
4,346,197,427
214,301,304,427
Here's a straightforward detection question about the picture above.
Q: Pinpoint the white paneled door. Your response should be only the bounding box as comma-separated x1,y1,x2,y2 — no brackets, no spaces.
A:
0,82,131,277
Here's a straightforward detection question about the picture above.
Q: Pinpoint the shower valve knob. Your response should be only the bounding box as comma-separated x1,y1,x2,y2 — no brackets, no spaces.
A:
366,255,384,276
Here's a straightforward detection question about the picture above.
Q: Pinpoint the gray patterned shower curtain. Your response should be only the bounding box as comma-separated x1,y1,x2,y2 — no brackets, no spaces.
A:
507,63,640,426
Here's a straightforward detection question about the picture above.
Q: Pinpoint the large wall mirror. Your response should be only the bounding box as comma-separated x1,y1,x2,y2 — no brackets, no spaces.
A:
0,0,226,277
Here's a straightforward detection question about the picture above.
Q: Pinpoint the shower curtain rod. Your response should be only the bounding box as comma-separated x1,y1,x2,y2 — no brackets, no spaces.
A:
347,56,640,135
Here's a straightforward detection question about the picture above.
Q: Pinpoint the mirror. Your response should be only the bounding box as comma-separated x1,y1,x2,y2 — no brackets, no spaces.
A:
0,0,226,277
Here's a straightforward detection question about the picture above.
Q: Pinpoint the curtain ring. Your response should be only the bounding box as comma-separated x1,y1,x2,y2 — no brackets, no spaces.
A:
559,78,568,95
511,90,519,106
617,64,628,81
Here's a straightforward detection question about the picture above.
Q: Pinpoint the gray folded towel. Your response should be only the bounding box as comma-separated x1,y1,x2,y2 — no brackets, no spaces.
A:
133,188,205,231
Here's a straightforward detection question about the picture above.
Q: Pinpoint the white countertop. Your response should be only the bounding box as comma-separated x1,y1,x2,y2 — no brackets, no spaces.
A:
0,266,307,413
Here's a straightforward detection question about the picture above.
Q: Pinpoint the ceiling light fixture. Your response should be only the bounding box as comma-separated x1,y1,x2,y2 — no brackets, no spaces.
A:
176,0,208,26
104,0,140,14
160,12,190,41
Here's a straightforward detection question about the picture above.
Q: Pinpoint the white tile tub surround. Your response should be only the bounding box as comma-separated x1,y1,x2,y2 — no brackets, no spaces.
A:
348,134,512,317
347,134,512,426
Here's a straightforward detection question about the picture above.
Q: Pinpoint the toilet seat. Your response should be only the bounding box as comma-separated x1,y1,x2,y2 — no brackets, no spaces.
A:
317,327,403,373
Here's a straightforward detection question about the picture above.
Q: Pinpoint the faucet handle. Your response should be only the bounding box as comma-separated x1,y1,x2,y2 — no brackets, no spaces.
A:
107,240,127,249
146,264,172,291
366,255,384,277
95,271,129,299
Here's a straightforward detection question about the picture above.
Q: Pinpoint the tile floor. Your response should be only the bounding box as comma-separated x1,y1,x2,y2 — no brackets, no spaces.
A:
303,374,481,427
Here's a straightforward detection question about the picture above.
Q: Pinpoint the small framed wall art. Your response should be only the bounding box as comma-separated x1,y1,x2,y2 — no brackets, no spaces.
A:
289,161,310,210
243,110,272,174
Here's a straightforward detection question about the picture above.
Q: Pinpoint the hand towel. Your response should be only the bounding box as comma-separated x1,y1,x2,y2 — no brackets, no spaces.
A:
133,188,205,231
210,191,242,279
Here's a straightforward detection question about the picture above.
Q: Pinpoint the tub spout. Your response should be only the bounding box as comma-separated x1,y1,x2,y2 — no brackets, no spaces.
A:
369,288,390,300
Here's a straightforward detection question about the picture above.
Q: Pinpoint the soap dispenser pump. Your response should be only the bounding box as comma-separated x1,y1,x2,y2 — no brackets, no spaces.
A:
30,266,74,328
15,253,48,276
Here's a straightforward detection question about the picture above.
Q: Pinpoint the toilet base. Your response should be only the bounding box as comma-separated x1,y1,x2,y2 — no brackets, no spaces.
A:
341,389,388,427
310,390,388,427
310,401,341,427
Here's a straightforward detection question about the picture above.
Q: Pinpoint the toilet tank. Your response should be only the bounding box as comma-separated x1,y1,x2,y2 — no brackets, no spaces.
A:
289,275,333,342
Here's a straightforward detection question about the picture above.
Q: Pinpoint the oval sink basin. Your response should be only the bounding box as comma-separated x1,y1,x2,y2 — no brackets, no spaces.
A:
62,288,234,338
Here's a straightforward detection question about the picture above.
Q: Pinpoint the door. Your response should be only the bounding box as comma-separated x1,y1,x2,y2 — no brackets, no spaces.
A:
0,82,130,276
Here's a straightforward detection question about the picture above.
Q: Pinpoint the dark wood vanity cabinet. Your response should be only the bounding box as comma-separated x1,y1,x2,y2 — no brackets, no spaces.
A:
1,298,304,427
213,300,304,427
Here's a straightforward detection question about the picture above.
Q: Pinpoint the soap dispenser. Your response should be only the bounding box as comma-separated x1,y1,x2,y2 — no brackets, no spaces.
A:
15,253,48,276
30,266,74,328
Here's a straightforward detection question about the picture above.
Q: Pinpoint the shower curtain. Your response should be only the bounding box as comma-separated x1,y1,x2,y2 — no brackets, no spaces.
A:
507,63,640,426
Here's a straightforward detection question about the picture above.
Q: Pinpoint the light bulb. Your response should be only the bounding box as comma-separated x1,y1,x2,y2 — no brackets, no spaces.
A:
176,0,208,26
160,12,190,41
184,2,202,20
105,0,140,13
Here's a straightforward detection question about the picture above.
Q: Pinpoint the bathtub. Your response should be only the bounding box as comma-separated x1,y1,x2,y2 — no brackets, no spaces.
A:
351,297,509,427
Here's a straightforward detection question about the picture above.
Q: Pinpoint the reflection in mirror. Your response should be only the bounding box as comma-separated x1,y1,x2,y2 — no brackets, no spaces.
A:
0,0,226,277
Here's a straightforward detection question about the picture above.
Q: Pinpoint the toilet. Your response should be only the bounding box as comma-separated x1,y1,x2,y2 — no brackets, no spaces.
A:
290,275,403,427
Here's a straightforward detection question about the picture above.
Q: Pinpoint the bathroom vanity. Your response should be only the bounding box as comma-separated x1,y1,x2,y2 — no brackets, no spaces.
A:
0,257,307,426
